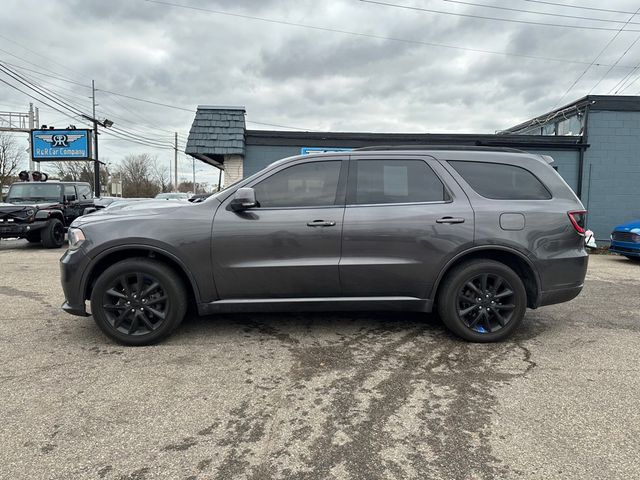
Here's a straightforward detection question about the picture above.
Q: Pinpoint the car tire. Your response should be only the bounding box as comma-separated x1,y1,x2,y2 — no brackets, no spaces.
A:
41,219,65,248
437,260,527,342
90,258,188,346
625,256,640,263
25,231,41,243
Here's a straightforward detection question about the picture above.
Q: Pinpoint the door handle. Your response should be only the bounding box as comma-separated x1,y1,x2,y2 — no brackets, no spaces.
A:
436,216,465,224
307,220,336,227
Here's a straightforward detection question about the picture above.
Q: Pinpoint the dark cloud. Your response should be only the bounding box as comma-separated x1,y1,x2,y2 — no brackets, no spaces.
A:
2,0,640,180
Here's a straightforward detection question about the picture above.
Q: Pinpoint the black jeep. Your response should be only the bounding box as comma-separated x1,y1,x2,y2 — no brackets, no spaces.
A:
0,181,95,248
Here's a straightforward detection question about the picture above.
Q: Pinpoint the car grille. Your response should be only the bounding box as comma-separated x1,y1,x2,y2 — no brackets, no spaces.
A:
612,231,640,243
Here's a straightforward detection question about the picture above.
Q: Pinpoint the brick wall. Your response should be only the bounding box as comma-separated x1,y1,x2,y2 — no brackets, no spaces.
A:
583,110,640,240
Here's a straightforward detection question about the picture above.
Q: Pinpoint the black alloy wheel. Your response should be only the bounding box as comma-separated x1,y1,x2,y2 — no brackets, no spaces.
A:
90,259,187,345
102,272,169,336
41,218,65,248
456,273,515,334
438,259,527,342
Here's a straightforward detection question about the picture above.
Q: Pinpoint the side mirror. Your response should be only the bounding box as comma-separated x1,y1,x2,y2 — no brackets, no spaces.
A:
230,187,257,211
64,194,77,203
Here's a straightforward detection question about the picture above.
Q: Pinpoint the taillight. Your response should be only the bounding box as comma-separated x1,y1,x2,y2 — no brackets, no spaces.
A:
568,210,587,235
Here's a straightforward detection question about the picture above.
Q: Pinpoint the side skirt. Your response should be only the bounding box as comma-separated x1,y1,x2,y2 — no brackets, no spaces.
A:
197,296,433,315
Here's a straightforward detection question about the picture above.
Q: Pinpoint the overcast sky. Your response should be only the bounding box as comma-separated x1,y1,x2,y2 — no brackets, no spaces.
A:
3,0,640,187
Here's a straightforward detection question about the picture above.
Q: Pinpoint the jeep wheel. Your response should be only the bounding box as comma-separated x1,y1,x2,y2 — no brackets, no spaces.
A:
437,260,527,342
90,259,187,346
25,231,41,243
41,219,65,248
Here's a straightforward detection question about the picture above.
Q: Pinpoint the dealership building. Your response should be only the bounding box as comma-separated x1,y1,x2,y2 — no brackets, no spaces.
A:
185,95,640,240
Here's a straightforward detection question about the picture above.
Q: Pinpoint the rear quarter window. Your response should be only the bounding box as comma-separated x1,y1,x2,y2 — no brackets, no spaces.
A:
449,161,551,200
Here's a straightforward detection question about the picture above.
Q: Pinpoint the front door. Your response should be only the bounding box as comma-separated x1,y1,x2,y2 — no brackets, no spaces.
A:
62,185,80,224
340,155,475,299
212,157,347,299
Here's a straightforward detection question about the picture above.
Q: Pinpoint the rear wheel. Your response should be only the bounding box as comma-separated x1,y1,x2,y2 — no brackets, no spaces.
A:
90,258,187,346
437,260,527,342
625,256,640,263
41,219,65,248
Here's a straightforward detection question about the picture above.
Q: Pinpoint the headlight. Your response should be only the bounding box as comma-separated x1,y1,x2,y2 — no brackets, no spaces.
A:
67,228,86,250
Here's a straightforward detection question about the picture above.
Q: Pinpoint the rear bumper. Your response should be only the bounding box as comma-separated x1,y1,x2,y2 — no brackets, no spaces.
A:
538,284,583,307
535,252,588,307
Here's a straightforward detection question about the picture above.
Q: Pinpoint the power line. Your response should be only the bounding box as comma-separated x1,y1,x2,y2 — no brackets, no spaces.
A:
616,66,640,93
95,88,194,112
0,64,179,150
552,7,640,108
359,0,640,32
611,66,640,93
588,22,640,94
0,33,93,82
438,0,640,25
522,0,638,16
141,0,637,68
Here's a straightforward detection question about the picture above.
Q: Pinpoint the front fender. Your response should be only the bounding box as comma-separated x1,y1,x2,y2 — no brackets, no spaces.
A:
80,242,204,304
35,209,63,221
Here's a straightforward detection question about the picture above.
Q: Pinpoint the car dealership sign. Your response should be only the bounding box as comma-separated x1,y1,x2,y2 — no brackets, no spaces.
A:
31,129,92,161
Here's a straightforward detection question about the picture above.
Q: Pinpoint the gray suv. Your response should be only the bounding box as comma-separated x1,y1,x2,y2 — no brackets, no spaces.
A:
60,147,588,345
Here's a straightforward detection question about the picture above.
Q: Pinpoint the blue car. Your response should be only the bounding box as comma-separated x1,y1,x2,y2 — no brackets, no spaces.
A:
610,219,640,261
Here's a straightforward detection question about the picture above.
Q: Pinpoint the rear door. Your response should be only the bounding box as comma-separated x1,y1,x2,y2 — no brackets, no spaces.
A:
340,154,474,299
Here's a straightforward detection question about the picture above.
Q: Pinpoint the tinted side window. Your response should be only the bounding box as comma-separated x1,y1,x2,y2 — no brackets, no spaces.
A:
353,159,448,205
64,185,76,198
254,161,342,208
449,161,551,200
77,185,92,200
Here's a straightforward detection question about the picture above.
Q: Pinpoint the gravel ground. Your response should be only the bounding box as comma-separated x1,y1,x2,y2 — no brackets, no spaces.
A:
0,239,638,480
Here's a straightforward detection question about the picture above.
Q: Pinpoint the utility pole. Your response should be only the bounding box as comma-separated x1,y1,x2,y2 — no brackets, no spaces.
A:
28,103,34,171
174,132,178,192
91,80,101,197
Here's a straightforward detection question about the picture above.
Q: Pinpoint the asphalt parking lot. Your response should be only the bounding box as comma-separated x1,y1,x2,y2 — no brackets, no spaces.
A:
0,239,638,480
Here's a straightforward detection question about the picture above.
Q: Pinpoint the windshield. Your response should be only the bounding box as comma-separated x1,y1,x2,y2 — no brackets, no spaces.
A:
6,183,62,203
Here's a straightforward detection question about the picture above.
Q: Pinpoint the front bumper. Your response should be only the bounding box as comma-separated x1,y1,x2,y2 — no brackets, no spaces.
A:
60,247,91,317
0,221,47,238
609,240,640,257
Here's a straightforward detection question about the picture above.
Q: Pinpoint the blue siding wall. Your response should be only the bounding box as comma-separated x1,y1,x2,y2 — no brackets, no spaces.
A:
526,149,580,193
244,145,580,187
583,111,640,240
244,145,301,177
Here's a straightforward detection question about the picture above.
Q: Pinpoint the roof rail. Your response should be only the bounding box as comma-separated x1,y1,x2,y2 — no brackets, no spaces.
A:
352,145,528,153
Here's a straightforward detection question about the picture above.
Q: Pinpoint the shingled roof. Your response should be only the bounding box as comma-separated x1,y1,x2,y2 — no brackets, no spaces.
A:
185,106,246,167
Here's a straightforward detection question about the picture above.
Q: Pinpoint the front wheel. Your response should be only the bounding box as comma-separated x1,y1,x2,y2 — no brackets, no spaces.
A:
437,260,527,342
41,219,65,248
624,256,640,263
90,259,188,346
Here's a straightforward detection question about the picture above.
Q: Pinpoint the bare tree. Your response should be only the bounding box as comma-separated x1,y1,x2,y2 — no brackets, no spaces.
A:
0,132,25,195
114,153,160,198
150,156,171,193
53,160,109,195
